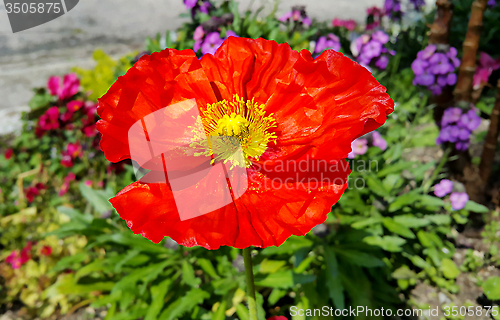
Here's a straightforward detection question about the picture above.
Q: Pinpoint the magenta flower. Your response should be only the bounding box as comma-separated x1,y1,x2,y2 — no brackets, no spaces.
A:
38,106,60,132
59,172,76,196
332,18,357,30
184,0,197,9
6,242,32,269
61,143,82,168
433,179,453,197
472,52,500,90
450,192,469,210
47,73,80,100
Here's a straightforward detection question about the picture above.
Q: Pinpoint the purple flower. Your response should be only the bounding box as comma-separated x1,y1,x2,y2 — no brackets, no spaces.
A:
413,45,459,95
455,141,470,151
488,0,497,7
450,192,469,210
458,109,481,131
447,73,457,85
226,30,238,38
375,55,389,69
457,127,470,140
434,179,453,197
314,34,341,53
184,0,197,9
201,32,223,55
351,34,370,57
429,53,453,74
384,0,403,20
348,139,368,159
363,40,383,59
411,59,429,75
418,45,436,60
372,131,387,151
413,73,435,86
199,2,210,14
372,30,389,44
441,107,462,126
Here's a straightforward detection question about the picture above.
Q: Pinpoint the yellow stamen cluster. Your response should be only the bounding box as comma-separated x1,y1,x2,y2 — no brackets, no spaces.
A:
194,95,277,167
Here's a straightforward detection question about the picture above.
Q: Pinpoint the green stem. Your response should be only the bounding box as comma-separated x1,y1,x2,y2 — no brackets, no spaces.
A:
243,247,259,320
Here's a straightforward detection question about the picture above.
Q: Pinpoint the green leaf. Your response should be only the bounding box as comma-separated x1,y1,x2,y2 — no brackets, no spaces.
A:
382,218,416,239
333,249,385,267
50,252,88,274
29,91,53,110
392,265,417,279
268,289,287,306
464,201,489,213
441,258,460,279
159,289,210,320
197,258,220,279
182,260,201,287
212,300,227,320
418,195,445,209
388,191,420,212
364,235,407,252
426,214,452,225
259,259,287,273
254,271,315,289
79,182,113,214
351,217,383,229
57,206,93,225
482,277,500,300
393,215,431,228
324,246,345,309
91,232,168,254
261,236,313,255
235,304,249,320
144,278,173,320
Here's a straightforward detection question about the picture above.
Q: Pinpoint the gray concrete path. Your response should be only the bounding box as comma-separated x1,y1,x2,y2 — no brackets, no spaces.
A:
0,0,383,134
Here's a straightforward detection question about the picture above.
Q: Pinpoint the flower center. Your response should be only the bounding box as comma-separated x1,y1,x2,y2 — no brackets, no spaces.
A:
196,95,277,167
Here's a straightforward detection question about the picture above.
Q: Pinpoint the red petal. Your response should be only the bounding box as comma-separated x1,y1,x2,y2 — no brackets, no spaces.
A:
97,49,217,162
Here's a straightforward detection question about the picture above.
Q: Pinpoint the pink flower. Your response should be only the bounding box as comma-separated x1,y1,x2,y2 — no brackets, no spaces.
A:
348,138,369,159
67,100,84,112
47,73,80,100
61,143,82,168
6,243,32,269
372,131,387,151
59,172,76,196
4,148,13,160
267,317,288,320
38,106,60,132
450,192,469,210
472,52,500,90
332,18,356,30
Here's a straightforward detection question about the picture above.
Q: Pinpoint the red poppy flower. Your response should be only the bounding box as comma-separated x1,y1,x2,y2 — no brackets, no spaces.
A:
97,37,393,249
